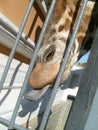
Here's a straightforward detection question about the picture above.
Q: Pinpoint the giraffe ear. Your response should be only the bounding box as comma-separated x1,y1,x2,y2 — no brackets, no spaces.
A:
58,25,65,32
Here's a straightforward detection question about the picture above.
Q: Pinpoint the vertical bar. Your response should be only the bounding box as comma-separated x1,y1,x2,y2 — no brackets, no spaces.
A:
39,0,88,130
0,0,35,91
8,0,56,129
65,27,98,130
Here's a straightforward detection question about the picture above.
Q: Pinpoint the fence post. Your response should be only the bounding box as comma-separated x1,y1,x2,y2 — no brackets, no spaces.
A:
65,27,98,130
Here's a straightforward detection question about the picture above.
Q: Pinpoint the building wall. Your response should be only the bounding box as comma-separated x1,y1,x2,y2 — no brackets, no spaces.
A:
0,0,44,42
0,0,44,63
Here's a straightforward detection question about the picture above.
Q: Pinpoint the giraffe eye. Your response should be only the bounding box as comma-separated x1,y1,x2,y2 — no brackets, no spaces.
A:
44,45,55,62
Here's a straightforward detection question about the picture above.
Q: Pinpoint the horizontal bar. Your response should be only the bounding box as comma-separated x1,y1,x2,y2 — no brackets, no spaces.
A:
39,0,88,129
2,86,22,90
0,26,33,59
1,21,35,50
8,0,57,129
0,117,27,130
0,0,35,91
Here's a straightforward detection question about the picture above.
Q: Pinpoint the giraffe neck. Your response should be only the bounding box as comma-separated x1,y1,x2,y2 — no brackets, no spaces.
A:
44,0,95,47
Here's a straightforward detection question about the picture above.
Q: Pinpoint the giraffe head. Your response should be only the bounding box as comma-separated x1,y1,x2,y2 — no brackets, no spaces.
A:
29,38,66,89
29,0,97,89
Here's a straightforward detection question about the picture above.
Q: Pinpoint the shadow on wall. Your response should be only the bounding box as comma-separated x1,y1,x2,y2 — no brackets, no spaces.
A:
0,62,22,105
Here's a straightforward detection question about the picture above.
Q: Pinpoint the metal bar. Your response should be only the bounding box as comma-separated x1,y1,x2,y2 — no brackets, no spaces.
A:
0,0,35,91
2,86,22,90
1,21,35,50
64,27,98,130
8,0,56,129
0,117,28,130
39,0,88,130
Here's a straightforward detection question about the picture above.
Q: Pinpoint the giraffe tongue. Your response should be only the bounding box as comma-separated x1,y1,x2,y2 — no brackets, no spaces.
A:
24,85,51,101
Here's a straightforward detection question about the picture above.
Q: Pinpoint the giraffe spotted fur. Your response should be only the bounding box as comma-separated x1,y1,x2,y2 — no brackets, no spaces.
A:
29,0,98,89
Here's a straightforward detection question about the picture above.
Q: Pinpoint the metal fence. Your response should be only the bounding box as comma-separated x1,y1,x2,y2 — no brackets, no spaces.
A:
0,0,92,129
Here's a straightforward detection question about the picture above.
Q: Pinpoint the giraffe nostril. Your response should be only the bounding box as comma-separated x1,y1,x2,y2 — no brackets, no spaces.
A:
44,45,55,62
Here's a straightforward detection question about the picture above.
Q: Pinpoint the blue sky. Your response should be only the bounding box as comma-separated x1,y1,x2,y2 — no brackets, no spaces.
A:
77,51,90,63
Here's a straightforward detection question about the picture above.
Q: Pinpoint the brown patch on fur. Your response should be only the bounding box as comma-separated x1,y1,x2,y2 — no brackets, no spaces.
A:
77,35,84,49
65,18,71,31
58,25,65,32
78,35,84,44
68,8,73,17
50,27,57,35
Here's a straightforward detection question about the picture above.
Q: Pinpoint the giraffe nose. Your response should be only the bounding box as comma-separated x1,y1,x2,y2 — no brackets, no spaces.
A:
29,62,60,89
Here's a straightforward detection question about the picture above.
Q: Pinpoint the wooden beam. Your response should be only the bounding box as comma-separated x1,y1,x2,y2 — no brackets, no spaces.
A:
65,27,98,130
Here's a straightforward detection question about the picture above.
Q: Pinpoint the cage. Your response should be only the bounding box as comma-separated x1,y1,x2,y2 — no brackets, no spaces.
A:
0,0,98,130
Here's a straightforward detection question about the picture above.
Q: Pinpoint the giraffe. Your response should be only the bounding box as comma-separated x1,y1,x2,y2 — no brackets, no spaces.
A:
29,0,98,90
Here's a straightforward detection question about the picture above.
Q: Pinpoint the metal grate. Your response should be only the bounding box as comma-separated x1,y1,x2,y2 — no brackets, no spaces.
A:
0,0,90,129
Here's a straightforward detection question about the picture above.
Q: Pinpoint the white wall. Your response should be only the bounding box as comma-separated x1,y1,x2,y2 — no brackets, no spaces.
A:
0,53,29,87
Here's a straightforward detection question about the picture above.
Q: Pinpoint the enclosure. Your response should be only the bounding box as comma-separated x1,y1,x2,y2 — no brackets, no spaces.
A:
0,0,98,130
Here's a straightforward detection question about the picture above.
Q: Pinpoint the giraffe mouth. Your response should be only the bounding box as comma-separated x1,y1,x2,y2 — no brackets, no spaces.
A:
24,84,52,101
